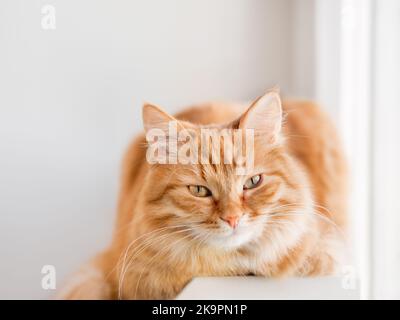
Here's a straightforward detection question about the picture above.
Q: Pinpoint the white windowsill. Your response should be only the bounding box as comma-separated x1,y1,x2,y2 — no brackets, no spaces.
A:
176,277,360,300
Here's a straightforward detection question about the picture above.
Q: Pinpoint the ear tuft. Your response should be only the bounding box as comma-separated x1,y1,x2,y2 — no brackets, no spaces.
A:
239,91,283,142
142,103,175,133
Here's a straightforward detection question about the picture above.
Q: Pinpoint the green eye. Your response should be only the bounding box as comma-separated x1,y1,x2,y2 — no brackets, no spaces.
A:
188,185,212,197
243,174,262,190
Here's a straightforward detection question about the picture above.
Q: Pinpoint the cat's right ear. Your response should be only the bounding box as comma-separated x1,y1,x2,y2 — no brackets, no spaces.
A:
238,90,283,144
142,103,176,134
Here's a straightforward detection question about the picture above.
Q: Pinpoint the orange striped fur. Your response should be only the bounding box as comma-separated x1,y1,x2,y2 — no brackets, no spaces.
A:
59,91,347,299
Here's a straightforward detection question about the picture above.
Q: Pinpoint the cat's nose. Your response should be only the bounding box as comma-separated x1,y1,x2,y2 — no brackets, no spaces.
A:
221,215,240,229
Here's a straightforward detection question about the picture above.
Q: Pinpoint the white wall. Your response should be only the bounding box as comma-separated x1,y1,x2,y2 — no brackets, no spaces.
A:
372,0,400,299
0,0,296,299
290,0,316,99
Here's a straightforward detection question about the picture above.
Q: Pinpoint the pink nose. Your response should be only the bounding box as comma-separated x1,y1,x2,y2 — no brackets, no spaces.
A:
221,215,240,229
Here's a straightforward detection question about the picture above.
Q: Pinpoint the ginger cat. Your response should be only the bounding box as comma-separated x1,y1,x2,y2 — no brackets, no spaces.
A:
59,91,347,299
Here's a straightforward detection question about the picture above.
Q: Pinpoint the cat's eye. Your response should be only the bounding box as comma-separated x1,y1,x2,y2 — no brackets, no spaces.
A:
243,174,262,190
188,185,212,197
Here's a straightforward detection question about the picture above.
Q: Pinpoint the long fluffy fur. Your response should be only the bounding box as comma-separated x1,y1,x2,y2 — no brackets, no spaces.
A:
59,93,347,300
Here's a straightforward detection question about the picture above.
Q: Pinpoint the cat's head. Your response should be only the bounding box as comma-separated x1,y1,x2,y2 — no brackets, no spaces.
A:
140,91,312,251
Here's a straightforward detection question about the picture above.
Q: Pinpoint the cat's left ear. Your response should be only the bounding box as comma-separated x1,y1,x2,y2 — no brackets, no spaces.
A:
239,90,283,143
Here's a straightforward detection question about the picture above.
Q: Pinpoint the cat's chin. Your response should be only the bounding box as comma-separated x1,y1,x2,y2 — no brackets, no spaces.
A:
204,224,264,251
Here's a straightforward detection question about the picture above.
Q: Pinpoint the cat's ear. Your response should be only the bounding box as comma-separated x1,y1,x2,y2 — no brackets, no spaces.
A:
239,90,283,143
142,103,176,134
142,103,194,165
